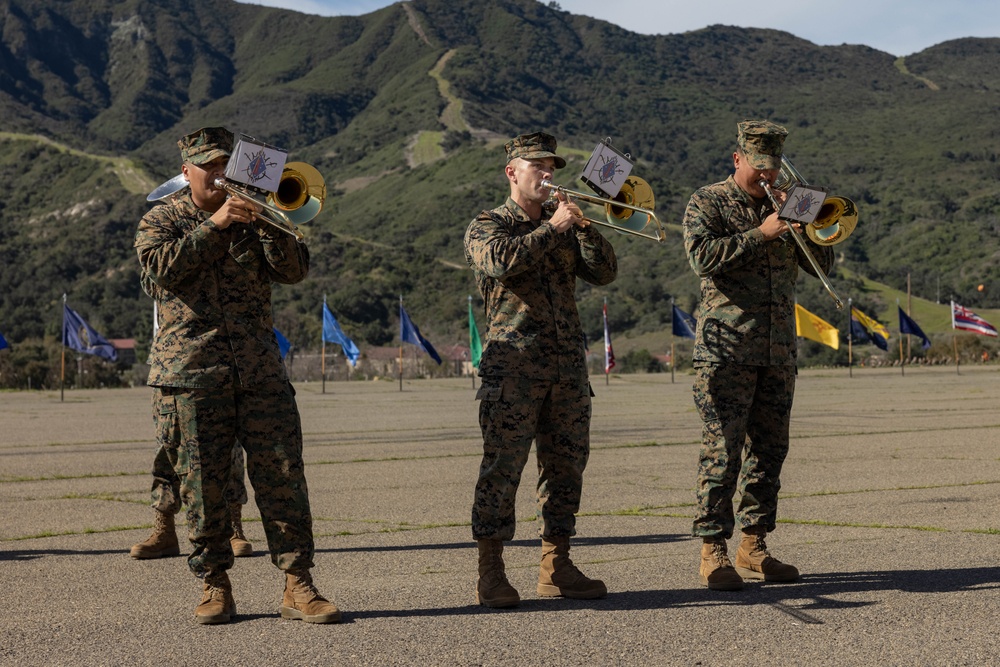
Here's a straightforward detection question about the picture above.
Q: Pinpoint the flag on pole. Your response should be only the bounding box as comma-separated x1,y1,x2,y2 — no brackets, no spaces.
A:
671,304,697,339
468,297,482,368
274,327,292,359
0,331,8,350
795,304,840,349
400,301,442,364
850,306,889,350
898,307,931,349
603,300,616,373
63,304,118,361
322,302,360,366
951,301,998,337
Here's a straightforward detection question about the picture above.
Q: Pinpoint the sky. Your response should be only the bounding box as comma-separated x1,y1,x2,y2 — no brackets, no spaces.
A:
235,0,999,57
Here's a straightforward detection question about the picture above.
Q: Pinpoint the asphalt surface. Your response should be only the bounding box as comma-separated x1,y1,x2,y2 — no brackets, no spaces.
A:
1,366,998,666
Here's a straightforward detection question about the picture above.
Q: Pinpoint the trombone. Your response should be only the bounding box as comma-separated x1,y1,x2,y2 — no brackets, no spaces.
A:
147,162,326,242
541,176,666,243
758,156,859,310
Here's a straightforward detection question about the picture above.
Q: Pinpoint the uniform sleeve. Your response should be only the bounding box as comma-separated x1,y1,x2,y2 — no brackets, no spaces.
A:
256,225,310,284
134,206,230,292
464,211,559,279
573,225,618,286
683,189,766,278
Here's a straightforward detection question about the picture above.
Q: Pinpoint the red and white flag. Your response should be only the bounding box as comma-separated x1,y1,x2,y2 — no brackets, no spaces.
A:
952,301,997,337
603,300,615,374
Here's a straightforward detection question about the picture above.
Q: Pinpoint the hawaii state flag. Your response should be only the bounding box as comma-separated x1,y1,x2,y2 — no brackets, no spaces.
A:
603,300,615,373
951,301,997,337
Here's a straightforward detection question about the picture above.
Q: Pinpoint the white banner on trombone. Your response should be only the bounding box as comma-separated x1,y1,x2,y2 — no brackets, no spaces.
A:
225,137,287,193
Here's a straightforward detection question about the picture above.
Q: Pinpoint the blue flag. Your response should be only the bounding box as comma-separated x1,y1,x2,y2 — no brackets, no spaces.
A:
274,327,292,359
322,303,360,366
0,331,8,350
63,304,118,361
672,304,697,339
898,307,931,350
400,302,442,364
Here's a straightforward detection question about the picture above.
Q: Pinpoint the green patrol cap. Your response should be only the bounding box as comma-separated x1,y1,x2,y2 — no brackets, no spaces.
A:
737,120,787,170
178,126,234,165
504,132,567,169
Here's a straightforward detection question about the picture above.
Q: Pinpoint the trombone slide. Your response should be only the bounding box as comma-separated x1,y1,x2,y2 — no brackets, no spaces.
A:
541,179,665,243
761,180,844,310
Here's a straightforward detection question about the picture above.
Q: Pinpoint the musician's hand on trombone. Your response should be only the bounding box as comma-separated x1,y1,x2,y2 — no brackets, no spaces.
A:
759,189,795,241
547,191,588,233
211,196,261,230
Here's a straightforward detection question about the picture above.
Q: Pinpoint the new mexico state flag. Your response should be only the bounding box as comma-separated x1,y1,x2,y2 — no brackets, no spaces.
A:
795,304,840,350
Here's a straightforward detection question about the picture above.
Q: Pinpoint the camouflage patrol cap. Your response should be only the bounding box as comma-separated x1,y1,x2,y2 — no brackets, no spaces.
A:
505,132,567,169
178,126,234,165
737,120,788,170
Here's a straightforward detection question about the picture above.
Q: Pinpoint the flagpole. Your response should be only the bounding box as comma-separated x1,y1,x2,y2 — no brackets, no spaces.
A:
669,298,676,384
322,295,327,394
951,300,960,375
847,298,853,378
897,298,905,377
60,294,66,402
398,295,404,392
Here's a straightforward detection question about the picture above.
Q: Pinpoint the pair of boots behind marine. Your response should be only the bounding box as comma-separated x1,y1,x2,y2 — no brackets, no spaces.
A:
130,504,340,625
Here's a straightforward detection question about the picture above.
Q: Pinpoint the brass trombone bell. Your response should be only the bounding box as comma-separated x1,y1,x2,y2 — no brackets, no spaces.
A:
541,177,666,243
267,162,327,227
772,156,859,247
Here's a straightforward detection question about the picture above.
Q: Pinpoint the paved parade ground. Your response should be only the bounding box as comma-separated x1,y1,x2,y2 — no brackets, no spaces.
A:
1,367,998,666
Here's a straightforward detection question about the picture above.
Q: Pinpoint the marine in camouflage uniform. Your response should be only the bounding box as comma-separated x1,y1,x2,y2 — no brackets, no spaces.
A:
135,127,339,624
682,120,834,590
464,132,617,607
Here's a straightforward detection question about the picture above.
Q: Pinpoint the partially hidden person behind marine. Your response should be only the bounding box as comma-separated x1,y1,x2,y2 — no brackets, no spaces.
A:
134,126,341,624
464,132,619,608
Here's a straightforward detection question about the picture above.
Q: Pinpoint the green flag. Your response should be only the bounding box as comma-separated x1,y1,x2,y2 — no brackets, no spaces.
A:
468,298,482,368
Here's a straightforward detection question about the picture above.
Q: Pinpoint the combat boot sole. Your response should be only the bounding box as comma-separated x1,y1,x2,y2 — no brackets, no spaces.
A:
280,605,342,624
476,588,520,608
537,581,607,599
735,565,799,582
699,571,744,591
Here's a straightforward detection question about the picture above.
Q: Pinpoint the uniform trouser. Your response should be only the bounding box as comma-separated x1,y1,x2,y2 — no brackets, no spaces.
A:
148,440,247,515
691,363,796,540
472,375,592,541
152,382,315,585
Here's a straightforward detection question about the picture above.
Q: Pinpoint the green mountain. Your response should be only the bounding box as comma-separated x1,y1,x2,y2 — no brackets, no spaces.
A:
1,0,998,376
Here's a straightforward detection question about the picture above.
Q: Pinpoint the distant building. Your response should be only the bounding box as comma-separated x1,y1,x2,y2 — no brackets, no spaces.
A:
108,338,137,365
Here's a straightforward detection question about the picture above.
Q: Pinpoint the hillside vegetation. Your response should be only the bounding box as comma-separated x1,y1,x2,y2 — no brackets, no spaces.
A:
1,0,999,380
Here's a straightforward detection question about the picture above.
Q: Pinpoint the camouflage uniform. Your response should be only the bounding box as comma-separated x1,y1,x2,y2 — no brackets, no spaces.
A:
135,128,314,587
683,120,834,540
148,441,247,515
465,174,618,541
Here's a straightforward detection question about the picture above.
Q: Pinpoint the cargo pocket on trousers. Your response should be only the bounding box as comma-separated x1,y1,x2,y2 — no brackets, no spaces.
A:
154,391,190,475
475,381,502,403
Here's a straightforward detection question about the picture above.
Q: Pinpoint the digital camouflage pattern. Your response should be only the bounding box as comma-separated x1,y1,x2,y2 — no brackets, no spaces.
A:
472,375,593,540
148,441,248,515
683,157,832,540
464,197,617,380
691,363,795,538
465,196,617,540
504,131,567,169
683,175,834,366
136,188,313,583
136,190,307,387
178,126,233,165
153,383,314,584
736,119,787,170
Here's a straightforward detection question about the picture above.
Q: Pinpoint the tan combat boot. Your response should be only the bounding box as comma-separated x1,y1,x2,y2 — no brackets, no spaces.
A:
537,536,607,599
735,528,799,582
476,539,520,608
194,572,236,624
129,509,180,559
229,504,253,558
699,539,744,590
280,570,342,623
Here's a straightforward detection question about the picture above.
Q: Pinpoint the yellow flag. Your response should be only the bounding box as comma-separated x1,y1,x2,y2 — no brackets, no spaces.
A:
795,304,840,349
